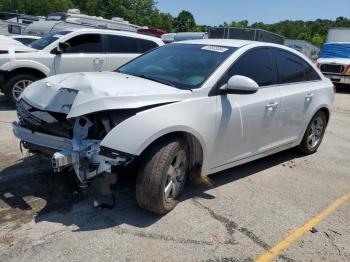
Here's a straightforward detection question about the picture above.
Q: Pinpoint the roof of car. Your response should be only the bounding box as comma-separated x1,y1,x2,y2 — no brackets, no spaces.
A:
176,39,257,48
65,28,163,44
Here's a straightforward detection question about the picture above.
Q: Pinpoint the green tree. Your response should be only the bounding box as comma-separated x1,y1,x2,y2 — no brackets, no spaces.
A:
0,0,73,16
230,20,248,28
154,13,175,33
0,0,24,12
311,34,325,46
175,10,196,32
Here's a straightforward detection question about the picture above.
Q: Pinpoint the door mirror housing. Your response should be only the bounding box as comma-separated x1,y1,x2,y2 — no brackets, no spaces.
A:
56,41,70,54
221,75,259,94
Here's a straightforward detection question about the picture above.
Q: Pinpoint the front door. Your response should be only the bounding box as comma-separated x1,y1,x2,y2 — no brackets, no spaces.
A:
54,33,107,74
210,47,282,169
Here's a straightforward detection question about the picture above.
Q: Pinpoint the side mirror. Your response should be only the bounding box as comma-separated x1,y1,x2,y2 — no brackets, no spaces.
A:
56,41,69,54
221,75,259,94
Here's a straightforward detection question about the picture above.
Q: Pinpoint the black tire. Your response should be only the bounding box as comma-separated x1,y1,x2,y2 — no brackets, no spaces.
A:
298,111,327,154
136,138,189,214
4,73,40,105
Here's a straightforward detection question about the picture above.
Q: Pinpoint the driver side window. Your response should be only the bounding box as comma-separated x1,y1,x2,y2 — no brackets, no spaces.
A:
64,34,103,53
228,48,277,86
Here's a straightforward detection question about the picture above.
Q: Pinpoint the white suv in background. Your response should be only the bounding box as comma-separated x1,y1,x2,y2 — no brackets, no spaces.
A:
0,29,163,103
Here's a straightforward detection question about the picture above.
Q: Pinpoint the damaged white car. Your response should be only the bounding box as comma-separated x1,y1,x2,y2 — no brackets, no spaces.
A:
13,39,334,214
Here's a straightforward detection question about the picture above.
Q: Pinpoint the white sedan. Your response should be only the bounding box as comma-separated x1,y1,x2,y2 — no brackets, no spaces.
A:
13,39,334,214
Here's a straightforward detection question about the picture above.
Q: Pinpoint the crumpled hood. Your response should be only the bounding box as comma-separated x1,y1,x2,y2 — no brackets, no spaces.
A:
21,72,191,118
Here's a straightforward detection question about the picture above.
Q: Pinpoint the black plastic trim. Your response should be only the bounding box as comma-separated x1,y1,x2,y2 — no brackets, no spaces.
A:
99,146,135,160
220,88,258,95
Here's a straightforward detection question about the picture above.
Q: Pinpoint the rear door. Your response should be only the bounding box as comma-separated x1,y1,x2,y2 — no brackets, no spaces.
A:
104,34,154,70
210,47,282,168
54,33,107,74
272,48,322,143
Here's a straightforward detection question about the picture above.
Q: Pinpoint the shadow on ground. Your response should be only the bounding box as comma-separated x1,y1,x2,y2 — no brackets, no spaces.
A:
0,148,304,231
0,93,14,111
335,84,350,94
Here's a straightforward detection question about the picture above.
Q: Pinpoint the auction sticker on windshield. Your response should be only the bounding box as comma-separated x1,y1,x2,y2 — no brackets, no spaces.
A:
201,46,229,53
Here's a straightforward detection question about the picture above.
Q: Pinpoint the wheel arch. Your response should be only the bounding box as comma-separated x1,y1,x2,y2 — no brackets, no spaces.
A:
298,105,332,145
5,67,47,80
0,59,50,79
138,130,204,173
318,107,330,125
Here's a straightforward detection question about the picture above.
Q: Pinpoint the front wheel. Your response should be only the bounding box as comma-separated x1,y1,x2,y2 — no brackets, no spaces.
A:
4,74,39,104
136,138,189,214
298,111,327,154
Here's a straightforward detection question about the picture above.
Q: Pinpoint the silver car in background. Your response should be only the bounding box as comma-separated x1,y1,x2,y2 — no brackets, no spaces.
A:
13,39,334,214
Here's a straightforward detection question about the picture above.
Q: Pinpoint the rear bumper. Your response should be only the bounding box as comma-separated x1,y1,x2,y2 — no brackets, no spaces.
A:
323,73,350,85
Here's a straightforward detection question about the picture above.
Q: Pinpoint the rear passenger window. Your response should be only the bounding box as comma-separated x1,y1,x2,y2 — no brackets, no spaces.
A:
138,39,158,53
274,49,320,84
303,60,321,81
107,35,138,53
228,48,276,86
65,34,102,53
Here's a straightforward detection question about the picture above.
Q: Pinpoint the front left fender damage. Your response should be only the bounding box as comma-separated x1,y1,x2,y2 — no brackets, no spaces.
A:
13,98,179,183
13,71,192,182
13,102,142,183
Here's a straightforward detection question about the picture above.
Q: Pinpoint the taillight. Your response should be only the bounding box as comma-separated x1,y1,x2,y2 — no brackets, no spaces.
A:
316,63,321,69
333,84,336,93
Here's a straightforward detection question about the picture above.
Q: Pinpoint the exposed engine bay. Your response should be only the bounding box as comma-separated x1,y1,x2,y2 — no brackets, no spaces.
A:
11,71,189,187
14,99,136,183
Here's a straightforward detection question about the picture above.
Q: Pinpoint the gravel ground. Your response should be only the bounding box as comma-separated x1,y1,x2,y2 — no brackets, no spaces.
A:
0,91,349,262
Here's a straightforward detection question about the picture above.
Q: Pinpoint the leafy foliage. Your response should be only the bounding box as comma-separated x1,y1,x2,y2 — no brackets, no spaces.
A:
0,0,74,16
174,10,196,32
1,0,349,46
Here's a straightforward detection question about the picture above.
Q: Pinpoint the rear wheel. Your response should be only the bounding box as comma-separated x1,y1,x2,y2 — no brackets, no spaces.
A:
298,111,327,154
136,138,188,214
4,74,39,104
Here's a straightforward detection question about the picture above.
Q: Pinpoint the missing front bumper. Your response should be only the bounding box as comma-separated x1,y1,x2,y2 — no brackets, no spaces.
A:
12,122,134,182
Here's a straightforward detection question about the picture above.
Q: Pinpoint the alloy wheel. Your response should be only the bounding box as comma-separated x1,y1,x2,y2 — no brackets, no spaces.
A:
12,80,33,101
164,150,187,201
307,117,324,150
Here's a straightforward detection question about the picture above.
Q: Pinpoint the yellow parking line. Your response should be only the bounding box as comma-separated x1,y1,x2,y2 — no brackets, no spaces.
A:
256,191,350,262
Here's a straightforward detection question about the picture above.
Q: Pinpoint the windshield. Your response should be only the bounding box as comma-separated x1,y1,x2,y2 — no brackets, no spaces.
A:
30,30,71,50
117,44,237,90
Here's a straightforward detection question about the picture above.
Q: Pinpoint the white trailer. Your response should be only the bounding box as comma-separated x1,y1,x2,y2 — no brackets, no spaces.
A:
327,28,350,43
284,39,320,61
23,9,144,36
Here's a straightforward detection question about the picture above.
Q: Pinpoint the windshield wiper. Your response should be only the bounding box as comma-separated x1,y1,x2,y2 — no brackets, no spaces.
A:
137,74,176,88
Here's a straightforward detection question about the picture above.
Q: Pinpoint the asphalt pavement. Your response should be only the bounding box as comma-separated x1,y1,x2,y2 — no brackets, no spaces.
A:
0,91,349,262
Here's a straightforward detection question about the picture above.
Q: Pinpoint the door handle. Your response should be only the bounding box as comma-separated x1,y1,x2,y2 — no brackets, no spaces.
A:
266,102,279,111
93,58,104,71
305,93,314,102
93,58,104,62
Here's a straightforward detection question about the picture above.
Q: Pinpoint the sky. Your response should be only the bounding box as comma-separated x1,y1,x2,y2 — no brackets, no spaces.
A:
156,0,350,26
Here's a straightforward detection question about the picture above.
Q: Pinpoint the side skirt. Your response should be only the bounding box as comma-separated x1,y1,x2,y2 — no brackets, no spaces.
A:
207,141,298,175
